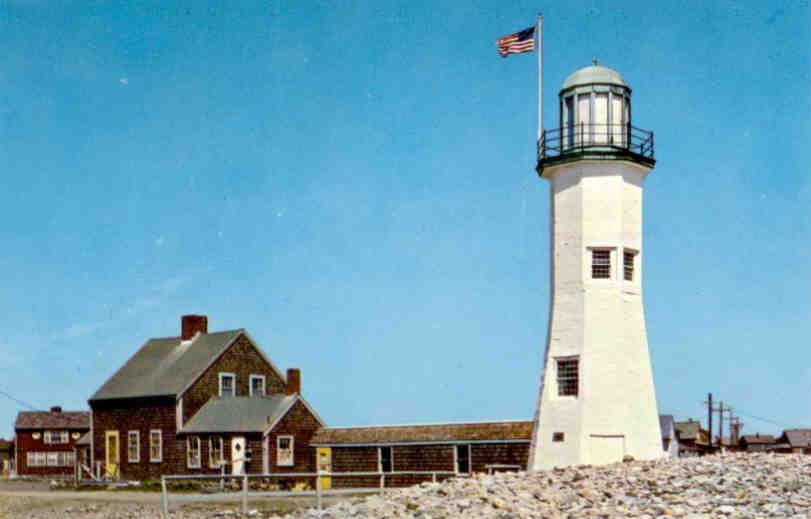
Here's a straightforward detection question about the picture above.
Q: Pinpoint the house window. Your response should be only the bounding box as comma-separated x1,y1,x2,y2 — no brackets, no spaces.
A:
46,452,59,466
27,452,46,467
378,446,393,473
43,430,69,444
556,357,579,397
623,250,636,281
219,373,236,397
209,437,224,468
250,375,266,397
187,436,201,468
127,431,140,463
591,249,611,279
455,444,470,474
277,435,294,467
149,430,162,463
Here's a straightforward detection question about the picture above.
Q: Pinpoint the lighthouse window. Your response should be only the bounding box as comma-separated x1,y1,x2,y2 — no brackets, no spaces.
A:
623,250,636,281
591,250,611,279
556,358,579,397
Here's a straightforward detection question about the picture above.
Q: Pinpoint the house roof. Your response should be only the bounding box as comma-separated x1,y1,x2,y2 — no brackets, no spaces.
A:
310,420,533,446
782,429,811,447
90,329,245,401
674,421,704,441
740,434,776,444
75,432,91,446
179,395,297,434
15,410,89,430
659,415,675,439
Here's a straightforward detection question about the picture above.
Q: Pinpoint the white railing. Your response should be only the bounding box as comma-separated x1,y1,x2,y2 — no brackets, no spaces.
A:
160,470,460,518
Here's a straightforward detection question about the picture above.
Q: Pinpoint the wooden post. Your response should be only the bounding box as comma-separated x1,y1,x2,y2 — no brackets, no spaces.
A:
379,473,385,496
432,472,437,484
316,471,323,511
161,476,169,519
242,474,248,516
220,464,225,491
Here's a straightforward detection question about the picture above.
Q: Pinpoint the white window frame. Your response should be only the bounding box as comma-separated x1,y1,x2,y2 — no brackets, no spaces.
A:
589,247,614,280
219,372,236,397
149,430,163,463
127,430,140,463
377,446,393,473
46,452,59,466
44,430,69,444
249,375,266,397
555,355,580,398
187,436,201,468
209,437,224,468
454,444,472,474
276,435,294,467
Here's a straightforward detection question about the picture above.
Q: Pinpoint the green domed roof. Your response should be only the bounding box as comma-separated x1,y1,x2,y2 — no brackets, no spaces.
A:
561,64,629,91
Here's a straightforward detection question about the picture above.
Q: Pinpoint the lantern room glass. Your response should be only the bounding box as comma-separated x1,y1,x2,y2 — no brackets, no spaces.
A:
561,91,629,150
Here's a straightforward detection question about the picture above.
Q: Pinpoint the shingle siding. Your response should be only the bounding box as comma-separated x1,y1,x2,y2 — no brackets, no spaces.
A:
91,397,179,480
266,400,321,475
182,334,286,424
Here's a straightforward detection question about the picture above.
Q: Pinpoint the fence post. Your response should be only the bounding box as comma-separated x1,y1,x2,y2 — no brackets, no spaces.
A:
242,474,248,517
161,476,169,519
432,472,437,484
316,471,323,511
220,464,225,491
379,473,385,496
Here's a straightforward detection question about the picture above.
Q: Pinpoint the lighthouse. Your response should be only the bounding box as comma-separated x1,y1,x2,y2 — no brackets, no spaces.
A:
529,62,662,470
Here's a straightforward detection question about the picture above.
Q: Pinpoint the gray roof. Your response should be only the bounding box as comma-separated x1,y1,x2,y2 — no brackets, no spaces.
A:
675,420,703,440
180,395,297,434
783,429,811,447
741,434,775,444
659,415,675,439
75,432,91,446
562,64,629,91
90,329,244,401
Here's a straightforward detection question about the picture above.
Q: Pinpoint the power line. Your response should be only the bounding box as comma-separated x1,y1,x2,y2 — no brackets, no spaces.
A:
0,388,38,411
734,409,792,429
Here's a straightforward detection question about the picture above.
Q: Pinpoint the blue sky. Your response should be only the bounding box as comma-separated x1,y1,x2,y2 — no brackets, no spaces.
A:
0,1,808,439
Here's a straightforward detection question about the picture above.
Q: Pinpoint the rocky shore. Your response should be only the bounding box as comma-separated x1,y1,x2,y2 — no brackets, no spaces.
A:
1,453,809,518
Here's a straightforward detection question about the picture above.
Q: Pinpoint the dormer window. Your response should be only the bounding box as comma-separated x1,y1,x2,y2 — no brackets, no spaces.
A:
219,373,235,397
249,375,266,397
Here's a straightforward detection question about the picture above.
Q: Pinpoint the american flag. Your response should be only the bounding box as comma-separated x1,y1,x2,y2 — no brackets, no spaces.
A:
497,27,535,58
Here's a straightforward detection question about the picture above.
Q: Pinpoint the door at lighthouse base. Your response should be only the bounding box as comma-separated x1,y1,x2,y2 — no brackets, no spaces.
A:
588,434,625,466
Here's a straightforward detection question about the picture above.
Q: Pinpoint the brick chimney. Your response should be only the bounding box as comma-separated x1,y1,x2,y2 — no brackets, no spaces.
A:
285,368,301,395
50,406,62,413
181,315,208,341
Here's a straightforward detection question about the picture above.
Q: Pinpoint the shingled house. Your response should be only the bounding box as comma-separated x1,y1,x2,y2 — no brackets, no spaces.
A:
309,420,532,488
88,315,323,480
738,433,776,452
14,407,90,477
772,429,811,454
674,419,711,456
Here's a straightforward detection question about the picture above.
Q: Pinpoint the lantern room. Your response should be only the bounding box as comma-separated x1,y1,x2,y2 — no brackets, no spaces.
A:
537,61,655,175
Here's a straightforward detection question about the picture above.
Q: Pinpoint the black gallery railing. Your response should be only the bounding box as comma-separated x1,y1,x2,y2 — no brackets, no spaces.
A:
538,123,655,162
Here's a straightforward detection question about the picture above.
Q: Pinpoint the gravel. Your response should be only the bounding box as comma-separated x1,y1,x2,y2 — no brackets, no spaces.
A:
2,453,809,518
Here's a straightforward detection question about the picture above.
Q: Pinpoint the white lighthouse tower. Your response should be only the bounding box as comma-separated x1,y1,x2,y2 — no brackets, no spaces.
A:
529,62,662,470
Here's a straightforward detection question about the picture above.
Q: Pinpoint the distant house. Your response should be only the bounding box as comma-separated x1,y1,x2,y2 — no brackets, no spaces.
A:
309,420,531,488
0,439,14,476
674,420,710,456
14,407,90,477
659,415,678,458
88,315,324,480
738,433,776,452
773,429,811,454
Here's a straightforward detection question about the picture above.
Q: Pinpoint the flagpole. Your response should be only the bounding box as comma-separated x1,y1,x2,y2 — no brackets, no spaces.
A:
536,13,543,143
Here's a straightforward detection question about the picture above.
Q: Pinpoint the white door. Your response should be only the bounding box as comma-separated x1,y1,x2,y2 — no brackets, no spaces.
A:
588,435,625,466
231,436,247,475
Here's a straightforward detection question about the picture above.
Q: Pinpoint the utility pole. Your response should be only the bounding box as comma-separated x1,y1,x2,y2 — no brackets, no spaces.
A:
706,393,713,449
718,401,724,449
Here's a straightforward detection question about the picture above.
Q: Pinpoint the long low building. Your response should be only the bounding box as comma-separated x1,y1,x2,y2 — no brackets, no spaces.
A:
309,420,532,488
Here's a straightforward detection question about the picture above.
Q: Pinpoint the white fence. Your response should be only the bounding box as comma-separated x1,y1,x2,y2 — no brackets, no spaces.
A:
160,470,460,518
